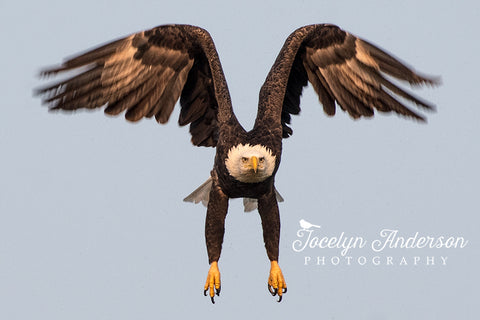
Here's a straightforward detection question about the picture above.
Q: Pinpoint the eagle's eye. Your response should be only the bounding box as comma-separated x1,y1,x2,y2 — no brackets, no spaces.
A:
259,157,265,163
241,157,248,163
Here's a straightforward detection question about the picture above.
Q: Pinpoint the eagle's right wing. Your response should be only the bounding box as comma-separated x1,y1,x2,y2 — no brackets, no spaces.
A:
36,25,235,147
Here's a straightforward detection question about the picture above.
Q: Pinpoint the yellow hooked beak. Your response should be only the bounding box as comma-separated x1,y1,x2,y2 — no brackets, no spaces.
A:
251,156,258,173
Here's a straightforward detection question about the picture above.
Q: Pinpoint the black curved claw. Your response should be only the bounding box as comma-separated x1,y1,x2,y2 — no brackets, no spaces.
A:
204,287,220,303
283,287,287,294
268,284,277,296
277,295,283,303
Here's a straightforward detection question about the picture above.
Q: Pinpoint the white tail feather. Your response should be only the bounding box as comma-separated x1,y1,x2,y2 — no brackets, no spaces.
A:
243,198,258,212
184,177,284,212
243,188,284,212
183,177,212,206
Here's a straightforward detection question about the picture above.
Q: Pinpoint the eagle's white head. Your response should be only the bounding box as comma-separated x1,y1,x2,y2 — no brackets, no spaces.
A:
225,144,276,183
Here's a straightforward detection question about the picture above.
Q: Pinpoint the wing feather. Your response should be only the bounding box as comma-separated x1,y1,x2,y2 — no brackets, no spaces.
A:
258,24,439,138
123,75,163,121
303,57,336,115
36,25,232,147
154,60,194,123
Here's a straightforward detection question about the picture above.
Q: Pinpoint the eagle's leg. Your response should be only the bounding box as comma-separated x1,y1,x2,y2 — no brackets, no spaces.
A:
258,190,287,302
203,183,229,304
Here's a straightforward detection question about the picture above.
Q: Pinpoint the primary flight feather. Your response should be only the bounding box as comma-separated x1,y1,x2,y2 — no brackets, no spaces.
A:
36,24,438,303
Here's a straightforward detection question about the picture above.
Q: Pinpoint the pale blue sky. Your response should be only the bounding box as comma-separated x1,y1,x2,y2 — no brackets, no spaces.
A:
1,0,478,319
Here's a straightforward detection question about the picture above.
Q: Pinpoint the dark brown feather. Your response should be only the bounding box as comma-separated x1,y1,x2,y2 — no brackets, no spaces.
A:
257,24,439,137
35,25,234,147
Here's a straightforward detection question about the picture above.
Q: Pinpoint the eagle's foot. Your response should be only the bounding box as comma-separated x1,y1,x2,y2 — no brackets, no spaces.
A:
204,261,221,304
267,261,287,302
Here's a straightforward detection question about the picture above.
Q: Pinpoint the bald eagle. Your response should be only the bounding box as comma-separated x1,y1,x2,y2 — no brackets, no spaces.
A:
36,24,438,303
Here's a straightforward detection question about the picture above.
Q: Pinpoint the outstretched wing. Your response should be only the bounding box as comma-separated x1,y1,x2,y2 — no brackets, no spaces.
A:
257,24,440,138
35,25,232,147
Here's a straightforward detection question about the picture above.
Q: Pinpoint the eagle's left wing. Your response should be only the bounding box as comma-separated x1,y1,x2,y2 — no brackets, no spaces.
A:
256,24,440,138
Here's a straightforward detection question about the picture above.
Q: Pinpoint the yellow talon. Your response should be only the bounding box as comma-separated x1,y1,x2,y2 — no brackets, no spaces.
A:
204,261,221,303
268,261,287,302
